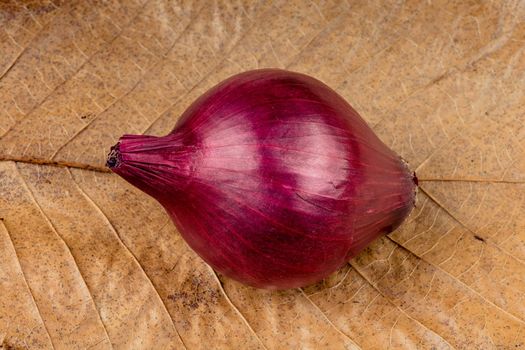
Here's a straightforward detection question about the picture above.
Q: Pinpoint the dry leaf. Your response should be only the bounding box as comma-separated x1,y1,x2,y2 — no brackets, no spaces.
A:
1,0,524,349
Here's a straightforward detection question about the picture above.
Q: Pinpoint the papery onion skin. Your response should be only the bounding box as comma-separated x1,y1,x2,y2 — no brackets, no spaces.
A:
108,69,417,289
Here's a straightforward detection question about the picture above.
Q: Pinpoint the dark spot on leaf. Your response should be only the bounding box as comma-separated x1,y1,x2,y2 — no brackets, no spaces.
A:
474,235,485,242
167,273,220,310
1,338,26,350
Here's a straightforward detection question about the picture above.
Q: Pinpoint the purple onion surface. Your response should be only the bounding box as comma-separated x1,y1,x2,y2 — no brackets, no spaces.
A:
108,69,417,289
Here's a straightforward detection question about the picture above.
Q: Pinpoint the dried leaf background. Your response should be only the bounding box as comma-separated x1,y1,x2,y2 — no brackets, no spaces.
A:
0,0,524,349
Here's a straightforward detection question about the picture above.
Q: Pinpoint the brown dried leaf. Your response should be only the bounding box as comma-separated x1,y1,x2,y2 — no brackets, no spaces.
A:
1,0,524,348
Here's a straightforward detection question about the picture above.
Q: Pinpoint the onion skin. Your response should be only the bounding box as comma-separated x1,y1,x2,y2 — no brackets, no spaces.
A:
108,69,417,289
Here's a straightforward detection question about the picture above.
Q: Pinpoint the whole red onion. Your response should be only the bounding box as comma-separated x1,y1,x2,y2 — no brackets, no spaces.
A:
108,69,417,289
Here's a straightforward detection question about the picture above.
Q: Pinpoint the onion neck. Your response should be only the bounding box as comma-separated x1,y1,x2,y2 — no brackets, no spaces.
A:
107,133,195,203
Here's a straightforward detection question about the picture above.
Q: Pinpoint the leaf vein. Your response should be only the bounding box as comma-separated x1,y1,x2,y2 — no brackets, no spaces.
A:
0,221,56,350
209,268,268,350
67,169,188,349
14,164,113,348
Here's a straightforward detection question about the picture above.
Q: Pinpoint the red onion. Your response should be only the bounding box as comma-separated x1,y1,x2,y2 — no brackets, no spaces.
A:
108,69,417,289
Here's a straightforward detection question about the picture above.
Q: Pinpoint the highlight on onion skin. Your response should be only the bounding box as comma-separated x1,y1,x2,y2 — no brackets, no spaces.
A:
108,69,417,290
